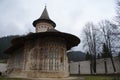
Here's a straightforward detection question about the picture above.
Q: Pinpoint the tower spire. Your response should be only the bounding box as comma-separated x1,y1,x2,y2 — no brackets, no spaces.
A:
33,7,56,28
40,6,50,19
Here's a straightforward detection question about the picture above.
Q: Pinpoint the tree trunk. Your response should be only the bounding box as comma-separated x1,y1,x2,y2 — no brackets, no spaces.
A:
104,58,107,74
110,57,116,72
93,55,96,74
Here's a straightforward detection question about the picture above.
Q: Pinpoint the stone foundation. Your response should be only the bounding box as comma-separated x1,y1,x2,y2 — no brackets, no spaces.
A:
8,70,69,78
27,71,69,78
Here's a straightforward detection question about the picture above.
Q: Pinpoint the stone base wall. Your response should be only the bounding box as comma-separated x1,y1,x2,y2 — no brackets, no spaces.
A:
27,71,69,78
8,70,69,78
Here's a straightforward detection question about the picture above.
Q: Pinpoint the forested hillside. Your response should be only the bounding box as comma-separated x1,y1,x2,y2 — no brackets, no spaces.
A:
67,51,85,62
0,35,18,59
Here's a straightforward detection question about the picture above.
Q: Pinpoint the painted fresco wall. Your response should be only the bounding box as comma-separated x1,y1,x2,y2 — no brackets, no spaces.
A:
6,37,69,78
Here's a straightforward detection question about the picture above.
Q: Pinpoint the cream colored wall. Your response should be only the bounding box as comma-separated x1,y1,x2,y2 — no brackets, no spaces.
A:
36,22,53,32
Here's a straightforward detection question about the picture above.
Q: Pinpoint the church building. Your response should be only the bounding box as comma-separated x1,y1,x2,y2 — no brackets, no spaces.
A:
5,7,80,78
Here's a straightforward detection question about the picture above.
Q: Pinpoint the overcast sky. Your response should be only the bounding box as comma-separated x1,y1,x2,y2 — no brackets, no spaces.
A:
0,0,116,51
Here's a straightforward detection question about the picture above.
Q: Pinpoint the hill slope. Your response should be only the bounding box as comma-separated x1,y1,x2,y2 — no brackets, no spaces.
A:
67,51,85,62
0,35,18,59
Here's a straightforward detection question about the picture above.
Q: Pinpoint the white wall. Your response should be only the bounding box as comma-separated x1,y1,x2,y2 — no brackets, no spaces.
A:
113,57,120,73
69,57,120,74
79,61,91,74
69,62,79,74
0,63,7,73
106,58,114,73
96,59,105,74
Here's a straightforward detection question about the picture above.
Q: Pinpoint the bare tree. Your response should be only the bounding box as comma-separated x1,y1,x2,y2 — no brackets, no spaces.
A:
116,0,120,25
98,20,117,72
115,0,120,53
83,22,99,74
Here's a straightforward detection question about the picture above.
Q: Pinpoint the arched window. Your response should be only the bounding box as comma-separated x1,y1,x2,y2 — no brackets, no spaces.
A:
44,48,48,58
50,47,54,58
60,57,63,63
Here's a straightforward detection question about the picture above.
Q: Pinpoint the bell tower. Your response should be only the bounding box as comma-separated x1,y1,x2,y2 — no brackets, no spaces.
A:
33,6,56,32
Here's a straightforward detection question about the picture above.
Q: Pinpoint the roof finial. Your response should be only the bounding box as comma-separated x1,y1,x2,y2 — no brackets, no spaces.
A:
45,3,47,8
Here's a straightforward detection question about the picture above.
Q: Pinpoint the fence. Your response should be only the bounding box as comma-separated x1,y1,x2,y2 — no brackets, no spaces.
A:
69,57,120,74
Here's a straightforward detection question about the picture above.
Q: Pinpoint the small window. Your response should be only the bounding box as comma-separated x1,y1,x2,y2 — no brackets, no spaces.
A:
60,57,63,63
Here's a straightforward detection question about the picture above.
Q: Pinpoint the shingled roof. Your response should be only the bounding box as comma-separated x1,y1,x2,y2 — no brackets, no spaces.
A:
4,30,80,53
40,6,50,19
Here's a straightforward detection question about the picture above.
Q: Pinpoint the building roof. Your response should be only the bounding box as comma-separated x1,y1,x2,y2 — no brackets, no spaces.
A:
47,28,59,32
40,6,50,19
4,30,80,53
33,7,56,27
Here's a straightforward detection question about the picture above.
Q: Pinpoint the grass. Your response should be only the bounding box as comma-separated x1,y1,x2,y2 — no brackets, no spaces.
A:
0,76,120,80
85,76,112,80
0,59,7,63
84,76,120,80
0,77,30,80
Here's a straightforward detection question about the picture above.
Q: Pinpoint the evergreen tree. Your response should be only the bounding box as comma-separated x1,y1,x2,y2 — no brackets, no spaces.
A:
85,52,92,60
85,52,89,60
118,52,120,57
0,35,19,59
118,52,120,62
101,43,116,73
101,43,111,58
97,53,101,59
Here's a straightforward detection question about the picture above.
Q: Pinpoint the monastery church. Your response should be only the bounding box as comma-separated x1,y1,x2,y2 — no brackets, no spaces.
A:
5,7,80,78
